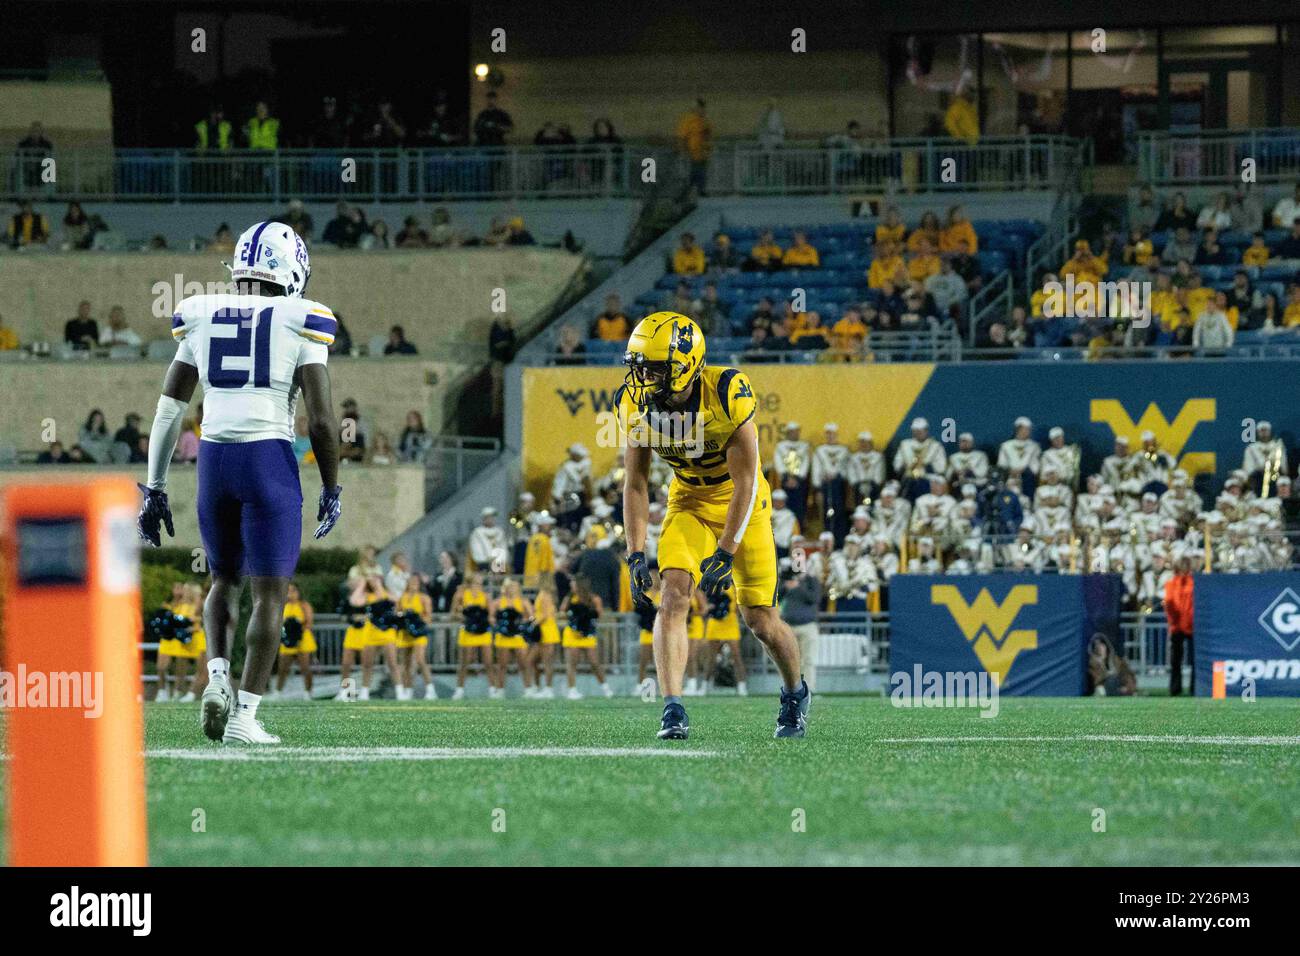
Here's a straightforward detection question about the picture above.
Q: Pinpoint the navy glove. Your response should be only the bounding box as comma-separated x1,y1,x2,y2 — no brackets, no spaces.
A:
698,547,734,599
315,485,343,539
136,483,175,548
627,550,653,610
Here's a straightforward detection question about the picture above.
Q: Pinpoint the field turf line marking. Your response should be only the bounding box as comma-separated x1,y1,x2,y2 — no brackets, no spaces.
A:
144,745,719,761
880,734,1300,746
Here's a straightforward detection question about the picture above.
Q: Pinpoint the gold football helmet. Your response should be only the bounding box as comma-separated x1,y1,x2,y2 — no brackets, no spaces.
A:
622,312,705,407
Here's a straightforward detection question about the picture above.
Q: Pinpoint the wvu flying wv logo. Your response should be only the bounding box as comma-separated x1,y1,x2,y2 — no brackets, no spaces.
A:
1090,398,1216,477
930,584,1038,685
555,388,620,416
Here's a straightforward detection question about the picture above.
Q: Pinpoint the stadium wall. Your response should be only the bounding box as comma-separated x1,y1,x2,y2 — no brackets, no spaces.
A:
0,464,424,553
0,248,584,357
0,357,469,454
57,199,641,258
517,359,1296,500
0,79,112,152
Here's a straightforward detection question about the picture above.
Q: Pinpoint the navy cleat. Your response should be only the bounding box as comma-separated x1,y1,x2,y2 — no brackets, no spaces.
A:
657,701,690,740
774,679,811,738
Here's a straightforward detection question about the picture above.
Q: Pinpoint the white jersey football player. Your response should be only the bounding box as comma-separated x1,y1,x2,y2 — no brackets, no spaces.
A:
136,221,342,744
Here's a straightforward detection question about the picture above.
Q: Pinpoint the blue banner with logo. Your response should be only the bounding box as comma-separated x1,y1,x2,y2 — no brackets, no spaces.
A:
890,575,1111,696
1195,573,1300,697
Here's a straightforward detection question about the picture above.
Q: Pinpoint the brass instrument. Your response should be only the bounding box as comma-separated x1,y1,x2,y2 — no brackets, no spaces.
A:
1262,443,1283,498
909,443,927,479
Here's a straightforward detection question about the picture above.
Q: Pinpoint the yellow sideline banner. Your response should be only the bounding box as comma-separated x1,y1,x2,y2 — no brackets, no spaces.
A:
521,363,935,499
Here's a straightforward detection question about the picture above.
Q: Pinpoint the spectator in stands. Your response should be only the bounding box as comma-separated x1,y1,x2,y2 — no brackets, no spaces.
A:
590,294,630,341
429,207,459,248
1122,227,1154,268
1195,229,1229,267
468,507,506,572
939,205,978,255
383,325,418,355
174,418,199,463
553,323,587,365
672,232,706,275
744,229,783,272
64,301,99,350
427,550,463,613
1271,184,1300,229
347,545,383,584
907,237,940,281
662,281,695,317
907,211,941,253
692,281,730,334
369,432,396,465
782,230,821,268
867,239,904,289
61,201,91,250
1061,239,1107,283
473,90,514,146
707,232,738,271
0,312,18,351
875,207,906,245
395,215,430,248
949,237,982,296
1160,227,1197,266
1230,184,1264,233
16,120,53,161
209,222,235,256
1154,192,1195,233
765,316,795,354
340,396,371,451
330,313,353,356
359,219,390,250
830,307,868,355
1197,192,1233,232
398,411,432,462
533,121,567,147
244,101,279,150
1192,293,1234,352
1275,220,1300,261
1242,232,1269,267
1129,183,1160,233
414,98,460,148
37,440,72,464
483,313,513,365
361,98,407,147
278,199,313,240
309,95,351,148
741,325,775,362
8,199,50,248
113,413,143,459
194,105,231,150
99,306,142,348
505,216,535,246
926,255,967,317
322,202,364,248
675,98,713,197
78,409,111,463
1283,286,1300,327
790,311,830,350
1163,553,1195,696
748,297,777,334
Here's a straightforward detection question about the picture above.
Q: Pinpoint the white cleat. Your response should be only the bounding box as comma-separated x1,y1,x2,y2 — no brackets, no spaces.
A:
333,678,355,702
155,687,171,702
524,686,540,699
600,683,614,699
358,686,371,701
200,675,233,742
223,712,281,745
737,681,749,697
451,686,466,700
698,682,709,697
567,686,584,700
178,691,196,703
540,685,555,699
424,684,438,700
683,679,698,697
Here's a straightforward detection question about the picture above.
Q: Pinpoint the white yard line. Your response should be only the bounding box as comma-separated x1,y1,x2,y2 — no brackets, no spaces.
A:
880,734,1300,747
144,745,719,761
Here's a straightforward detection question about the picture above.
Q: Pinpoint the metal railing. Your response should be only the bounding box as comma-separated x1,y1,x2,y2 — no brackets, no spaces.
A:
420,436,502,511
967,269,1012,347
4,137,1088,203
1138,128,1300,186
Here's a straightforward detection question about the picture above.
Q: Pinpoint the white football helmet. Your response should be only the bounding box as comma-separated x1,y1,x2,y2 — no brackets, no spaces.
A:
230,220,311,297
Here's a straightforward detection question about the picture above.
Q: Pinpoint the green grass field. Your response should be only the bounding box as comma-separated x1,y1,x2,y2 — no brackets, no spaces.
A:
5,695,1300,866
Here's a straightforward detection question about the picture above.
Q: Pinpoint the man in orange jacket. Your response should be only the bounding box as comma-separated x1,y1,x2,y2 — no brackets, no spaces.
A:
1163,554,1195,696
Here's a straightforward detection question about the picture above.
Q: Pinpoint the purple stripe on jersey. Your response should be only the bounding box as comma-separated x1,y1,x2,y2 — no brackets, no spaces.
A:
171,314,184,329
245,220,271,265
303,314,337,337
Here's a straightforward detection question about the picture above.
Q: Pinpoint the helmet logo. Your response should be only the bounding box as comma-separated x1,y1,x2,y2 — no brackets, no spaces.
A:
674,321,694,356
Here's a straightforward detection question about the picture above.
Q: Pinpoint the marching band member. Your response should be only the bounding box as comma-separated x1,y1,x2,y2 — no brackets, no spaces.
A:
467,506,507,573
1040,427,1079,488
1243,421,1288,496
1101,436,1131,491
811,422,851,544
847,431,886,508
996,416,1041,495
893,418,945,502
551,443,592,532
773,421,812,523
947,432,989,489
770,489,800,559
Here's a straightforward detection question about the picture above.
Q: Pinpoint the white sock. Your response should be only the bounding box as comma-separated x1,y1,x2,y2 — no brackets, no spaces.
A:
237,689,261,718
208,658,231,680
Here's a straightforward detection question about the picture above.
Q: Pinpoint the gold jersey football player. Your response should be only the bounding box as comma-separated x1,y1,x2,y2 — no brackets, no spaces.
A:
619,312,810,739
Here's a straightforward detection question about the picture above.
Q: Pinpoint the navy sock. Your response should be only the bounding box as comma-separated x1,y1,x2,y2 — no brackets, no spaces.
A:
665,694,683,708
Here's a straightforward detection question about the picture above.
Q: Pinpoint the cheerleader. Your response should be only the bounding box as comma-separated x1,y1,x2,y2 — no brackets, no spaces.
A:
683,588,709,697
492,578,537,698
170,583,208,703
275,582,317,699
528,584,562,698
154,581,187,701
359,575,403,701
702,590,748,697
335,575,370,701
396,574,436,700
451,572,494,699
558,576,614,700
